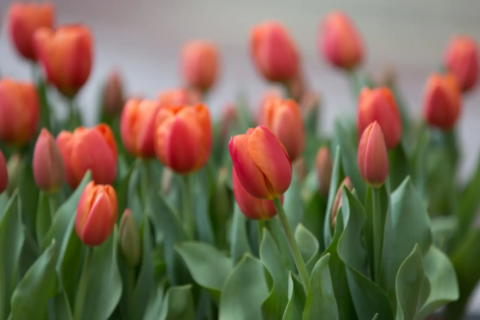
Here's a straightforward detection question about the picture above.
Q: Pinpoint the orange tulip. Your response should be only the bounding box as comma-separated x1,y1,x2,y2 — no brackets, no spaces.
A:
158,88,200,108
121,99,161,158
423,73,462,130
320,11,363,70
0,150,8,194
102,70,124,116
331,177,354,228
250,21,299,82
229,126,292,199
358,122,389,188
181,40,219,92
57,124,117,189
0,78,39,145
256,88,282,125
7,2,54,61
357,87,402,149
34,24,92,98
33,129,64,193
316,147,333,196
444,36,478,93
75,181,117,246
155,104,212,174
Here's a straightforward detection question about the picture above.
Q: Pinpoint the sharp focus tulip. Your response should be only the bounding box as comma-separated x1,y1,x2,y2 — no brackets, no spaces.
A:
250,21,299,82
229,126,292,199
422,73,462,130
357,122,389,188
260,98,305,161
75,181,117,246
316,147,333,196
155,104,212,174
181,40,219,92
331,177,354,228
320,11,363,70
119,209,141,267
357,87,402,149
33,129,64,193
0,78,39,145
0,150,8,194
121,99,161,158
158,88,200,108
57,124,117,189
34,24,93,98
102,70,124,116
7,2,54,61
444,36,478,93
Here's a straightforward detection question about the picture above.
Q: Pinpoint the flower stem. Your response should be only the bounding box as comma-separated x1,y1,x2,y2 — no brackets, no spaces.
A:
181,175,194,239
74,246,93,320
372,188,383,283
141,159,150,217
48,195,57,220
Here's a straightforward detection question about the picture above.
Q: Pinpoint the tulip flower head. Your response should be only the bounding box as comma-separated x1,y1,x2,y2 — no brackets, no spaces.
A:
181,40,219,92
0,150,8,194
357,122,389,188
331,177,354,228
444,36,478,93
158,88,200,108
119,209,141,267
316,147,333,196
33,129,64,193
102,70,124,116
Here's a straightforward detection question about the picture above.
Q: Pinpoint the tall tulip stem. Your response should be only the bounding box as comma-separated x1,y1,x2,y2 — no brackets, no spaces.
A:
372,188,383,283
74,246,93,320
67,98,81,130
181,175,194,239
48,195,57,219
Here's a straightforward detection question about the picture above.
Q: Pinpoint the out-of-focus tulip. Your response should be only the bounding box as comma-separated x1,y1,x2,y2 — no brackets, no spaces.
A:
155,104,212,174
34,24,92,98
57,124,117,189
256,88,283,125
444,36,478,93
33,129,64,193
357,87,402,149
6,154,21,195
7,2,54,61
250,21,299,82
229,126,292,199
357,122,389,188
75,181,117,246
261,98,305,161
422,73,462,130
121,99,161,158
181,40,219,92
119,209,141,267
320,11,363,70
286,71,307,102
0,150,8,194
316,147,333,196
102,70,124,116
158,88,200,108
331,177,354,228
292,157,308,183
0,78,39,145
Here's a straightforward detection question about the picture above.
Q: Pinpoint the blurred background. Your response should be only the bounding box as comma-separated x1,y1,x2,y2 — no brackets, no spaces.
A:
1,0,480,313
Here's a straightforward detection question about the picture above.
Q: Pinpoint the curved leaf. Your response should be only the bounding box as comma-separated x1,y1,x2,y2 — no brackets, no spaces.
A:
284,172,303,231
282,273,306,320
193,168,215,244
230,204,251,265
143,278,166,320
35,192,51,246
294,224,319,272
159,285,194,320
324,147,344,247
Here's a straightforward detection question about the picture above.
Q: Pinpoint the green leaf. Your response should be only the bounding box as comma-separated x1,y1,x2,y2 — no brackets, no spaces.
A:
143,278,166,320
302,192,326,251
35,192,51,246
388,144,411,192
230,204,251,265
0,193,8,219
159,285,194,320
116,160,136,223
324,147,344,247
294,224,319,273
282,274,306,320
430,216,456,250
265,219,295,272
284,172,303,231
18,158,39,233
193,168,215,244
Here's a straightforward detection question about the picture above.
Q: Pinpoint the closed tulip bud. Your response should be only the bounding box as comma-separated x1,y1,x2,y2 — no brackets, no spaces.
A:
155,104,212,174
422,73,462,130
316,147,333,196
76,181,117,246
358,122,389,188
181,40,219,92
158,88,200,108
119,209,141,267
34,24,93,98
261,98,305,161
57,124,117,189
357,87,402,149
331,177,354,228
229,126,292,199
250,21,299,82
121,99,161,158
320,11,363,70
0,78,40,145
33,129,64,193
444,36,478,93
102,70,124,116
0,150,8,194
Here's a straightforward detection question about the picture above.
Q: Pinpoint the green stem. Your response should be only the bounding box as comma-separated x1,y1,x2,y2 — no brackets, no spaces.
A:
141,159,150,217
181,175,194,239
127,267,136,320
273,198,310,294
68,98,80,130
372,188,383,283
74,247,93,320
48,195,57,220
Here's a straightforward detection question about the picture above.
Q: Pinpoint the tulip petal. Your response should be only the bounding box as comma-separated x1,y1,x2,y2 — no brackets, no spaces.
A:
75,181,96,234
56,130,76,189
363,124,389,187
81,191,114,246
270,101,304,161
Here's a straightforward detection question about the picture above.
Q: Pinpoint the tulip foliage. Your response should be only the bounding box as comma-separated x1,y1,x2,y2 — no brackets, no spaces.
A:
1,4,480,320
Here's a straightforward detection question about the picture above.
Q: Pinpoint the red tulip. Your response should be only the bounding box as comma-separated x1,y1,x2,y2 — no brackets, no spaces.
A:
444,36,478,93
357,122,389,188
256,88,282,125
181,40,219,92
316,147,333,196
0,150,8,194
102,70,124,116
33,129,64,193
157,88,200,108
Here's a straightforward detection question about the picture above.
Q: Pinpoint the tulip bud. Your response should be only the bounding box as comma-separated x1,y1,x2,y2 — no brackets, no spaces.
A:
229,126,292,199
293,157,308,183
158,88,200,108
76,182,117,246
250,21,299,82
422,73,462,130
331,177,354,228
444,36,478,93
181,40,219,92
57,124,117,189
119,209,141,267
357,122,389,188
7,2,54,61
155,104,212,174
357,87,402,149
102,70,124,116
34,24,93,98
316,147,333,196
256,88,283,125
6,154,21,195
0,150,8,194
319,11,363,70
33,129,64,193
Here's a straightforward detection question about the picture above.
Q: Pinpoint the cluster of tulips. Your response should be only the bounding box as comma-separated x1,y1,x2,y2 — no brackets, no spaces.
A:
0,2,479,320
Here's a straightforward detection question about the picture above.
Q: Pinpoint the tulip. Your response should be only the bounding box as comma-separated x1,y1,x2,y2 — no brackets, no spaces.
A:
260,98,305,161
316,147,333,196
422,73,462,130
256,88,283,125
181,40,219,92
155,104,212,174
7,2,54,61
34,24,93,98
0,150,8,194
121,99,161,158
331,177,354,228
357,122,389,188
357,87,402,149
229,126,292,199
102,70,124,116
33,129,64,193
158,88,200,108
57,124,117,189
250,21,299,82
75,181,117,246
119,209,141,267
444,36,478,93
319,11,363,70
0,78,39,145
